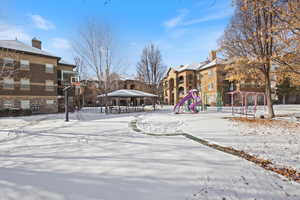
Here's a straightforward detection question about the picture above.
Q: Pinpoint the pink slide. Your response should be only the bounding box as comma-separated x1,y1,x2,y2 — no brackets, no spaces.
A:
174,89,201,113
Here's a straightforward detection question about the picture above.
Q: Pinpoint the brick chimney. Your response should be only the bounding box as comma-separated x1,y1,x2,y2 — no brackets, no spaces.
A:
209,50,217,61
32,37,41,49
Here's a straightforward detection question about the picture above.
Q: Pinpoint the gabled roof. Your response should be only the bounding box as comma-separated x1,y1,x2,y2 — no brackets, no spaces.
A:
0,40,60,58
97,89,157,98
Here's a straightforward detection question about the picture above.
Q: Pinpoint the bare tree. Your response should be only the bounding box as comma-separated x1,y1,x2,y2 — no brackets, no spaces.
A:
0,48,21,78
137,43,166,95
73,19,120,109
219,0,285,118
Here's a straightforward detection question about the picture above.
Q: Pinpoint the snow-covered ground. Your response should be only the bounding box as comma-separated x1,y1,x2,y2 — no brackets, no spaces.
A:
0,106,299,199
138,105,300,171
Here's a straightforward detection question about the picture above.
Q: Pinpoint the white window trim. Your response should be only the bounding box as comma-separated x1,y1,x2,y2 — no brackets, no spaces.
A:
3,78,14,89
208,83,214,91
45,64,54,73
3,57,14,64
3,100,14,109
20,60,30,70
20,79,30,90
46,100,54,105
45,80,54,91
20,100,30,109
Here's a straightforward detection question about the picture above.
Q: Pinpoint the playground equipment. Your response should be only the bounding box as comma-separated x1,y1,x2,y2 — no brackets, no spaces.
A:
174,89,201,113
227,90,266,117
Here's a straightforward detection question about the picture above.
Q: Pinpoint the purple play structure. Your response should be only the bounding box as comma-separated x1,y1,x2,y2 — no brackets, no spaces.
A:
174,89,201,113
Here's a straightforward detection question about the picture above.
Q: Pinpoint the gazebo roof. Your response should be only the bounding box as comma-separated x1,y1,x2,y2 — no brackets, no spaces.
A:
97,89,157,98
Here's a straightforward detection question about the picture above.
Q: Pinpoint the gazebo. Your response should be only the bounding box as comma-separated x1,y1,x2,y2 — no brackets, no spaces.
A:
97,89,158,113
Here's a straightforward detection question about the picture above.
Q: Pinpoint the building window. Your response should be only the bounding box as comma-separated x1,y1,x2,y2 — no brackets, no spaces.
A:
178,87,185,96
46,100,54,105
20,60,30,70
71,76,79,83
20,79,30,90
45,64,54,73
3,57,14,67
45,80,54,91
208,95,215,104
164,81,168,88
3,78,14,89
208,83,214,91
20,100,30,109
197,83,202,91
208,70,213,77
3,100,14,109
188,74,193,84
178,76,184,84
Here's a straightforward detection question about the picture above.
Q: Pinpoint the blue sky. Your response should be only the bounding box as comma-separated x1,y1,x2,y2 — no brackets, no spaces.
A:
0,0,234,75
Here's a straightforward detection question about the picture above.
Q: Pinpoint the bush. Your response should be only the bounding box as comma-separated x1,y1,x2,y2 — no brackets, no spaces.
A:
0,108,33,117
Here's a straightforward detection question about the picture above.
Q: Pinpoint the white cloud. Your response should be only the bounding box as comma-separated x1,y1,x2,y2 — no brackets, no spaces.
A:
163,9,232,29
0,23,31,42
30,14,55,30
52,38,71,49
163,9,189,28
182,12,233,26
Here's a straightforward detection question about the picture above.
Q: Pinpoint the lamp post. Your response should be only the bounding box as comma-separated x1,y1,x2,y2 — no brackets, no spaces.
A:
63,86,72,122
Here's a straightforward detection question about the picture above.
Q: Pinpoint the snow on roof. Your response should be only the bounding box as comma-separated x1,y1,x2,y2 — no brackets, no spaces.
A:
174,61,208,72
199,58,225,70
97,89,157,98
59,59,75,66
119,74,136,81
165,58,226,76
0,40,59,58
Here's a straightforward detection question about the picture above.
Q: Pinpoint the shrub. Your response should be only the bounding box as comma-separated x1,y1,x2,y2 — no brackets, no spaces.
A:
0,108,33,117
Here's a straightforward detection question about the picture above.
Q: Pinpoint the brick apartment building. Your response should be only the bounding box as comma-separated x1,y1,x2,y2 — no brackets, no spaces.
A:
0,38,78,114
162,51,263,106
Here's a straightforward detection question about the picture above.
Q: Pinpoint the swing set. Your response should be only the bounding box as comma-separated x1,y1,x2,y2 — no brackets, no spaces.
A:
227,90,266,117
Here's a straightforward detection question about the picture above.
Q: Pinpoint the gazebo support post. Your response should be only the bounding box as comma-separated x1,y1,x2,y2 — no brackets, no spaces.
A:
264,94,267,112
118,97,120,114
245,93,248,116
254,94,258,116
231,93,234,115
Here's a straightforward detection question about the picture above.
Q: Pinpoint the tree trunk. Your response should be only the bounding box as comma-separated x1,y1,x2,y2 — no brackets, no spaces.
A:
265,73,275,118
283,95,286,104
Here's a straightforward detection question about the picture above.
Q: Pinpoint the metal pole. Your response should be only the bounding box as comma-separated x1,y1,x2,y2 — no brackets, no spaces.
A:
231,93,233,115
65,89,69,122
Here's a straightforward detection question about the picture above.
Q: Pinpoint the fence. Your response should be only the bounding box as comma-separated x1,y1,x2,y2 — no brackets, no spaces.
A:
81,106,145,114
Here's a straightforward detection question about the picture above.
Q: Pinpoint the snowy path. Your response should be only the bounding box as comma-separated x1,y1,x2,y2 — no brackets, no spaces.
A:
0,111,299,199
